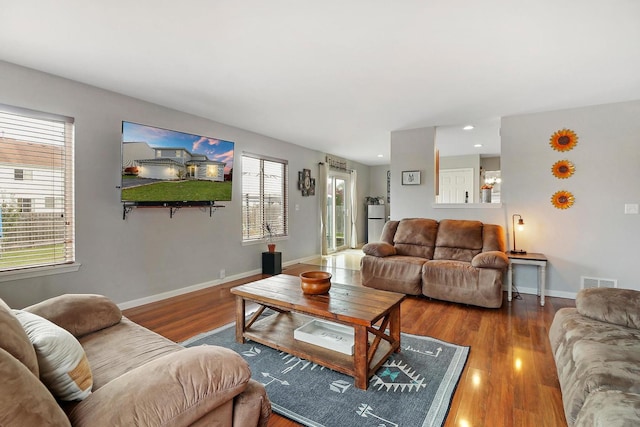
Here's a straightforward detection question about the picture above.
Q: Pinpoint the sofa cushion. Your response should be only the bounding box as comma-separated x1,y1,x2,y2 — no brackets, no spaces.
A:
79,317,183,390
0,347,71,427
576,288,640,330
380,220,399,244
24,294,122,338
393,218,438,259
0,298,39,377
360,255,425,295
13,310,93,401
422,260,504,308
482,224,507,252
433,219,483,262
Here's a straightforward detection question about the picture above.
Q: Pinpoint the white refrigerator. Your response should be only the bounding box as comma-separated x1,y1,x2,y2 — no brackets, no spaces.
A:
367,205,386,243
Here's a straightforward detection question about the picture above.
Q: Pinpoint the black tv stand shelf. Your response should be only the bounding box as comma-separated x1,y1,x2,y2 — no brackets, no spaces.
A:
122,202,224,220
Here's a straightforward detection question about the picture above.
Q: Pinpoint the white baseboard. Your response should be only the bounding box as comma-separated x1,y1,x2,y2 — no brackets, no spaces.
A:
118,253,322,310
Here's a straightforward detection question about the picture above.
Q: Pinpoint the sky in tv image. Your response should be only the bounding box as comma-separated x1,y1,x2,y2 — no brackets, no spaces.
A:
122,121,234,174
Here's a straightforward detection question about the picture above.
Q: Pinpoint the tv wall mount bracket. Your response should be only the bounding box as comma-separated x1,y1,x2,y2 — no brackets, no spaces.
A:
122,202,224,220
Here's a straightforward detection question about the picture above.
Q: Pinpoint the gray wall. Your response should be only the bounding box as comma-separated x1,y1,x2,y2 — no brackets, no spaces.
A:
0,61,370,307
501,101,640,295
390,127,436,220
390,100,640,297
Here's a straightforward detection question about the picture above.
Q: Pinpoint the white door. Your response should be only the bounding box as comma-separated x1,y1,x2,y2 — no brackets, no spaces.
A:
437,168,474,203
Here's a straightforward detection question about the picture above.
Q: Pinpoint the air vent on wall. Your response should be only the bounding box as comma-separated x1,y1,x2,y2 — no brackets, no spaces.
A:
581,276,618,289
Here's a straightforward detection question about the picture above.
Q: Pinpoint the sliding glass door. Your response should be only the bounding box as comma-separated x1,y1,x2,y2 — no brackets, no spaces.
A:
326,173,350,253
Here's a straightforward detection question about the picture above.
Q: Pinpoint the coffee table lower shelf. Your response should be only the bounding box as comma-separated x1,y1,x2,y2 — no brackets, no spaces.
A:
241,311,393,388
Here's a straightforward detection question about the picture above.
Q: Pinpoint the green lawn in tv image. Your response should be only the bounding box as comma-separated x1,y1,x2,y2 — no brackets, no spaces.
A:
121,179,231,202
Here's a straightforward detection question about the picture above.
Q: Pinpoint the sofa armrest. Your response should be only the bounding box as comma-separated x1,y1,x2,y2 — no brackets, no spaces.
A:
69,346,252,427
471,251,508,269
577,288,640,329
362,242,397,257
24,294,122,338
233,379,272,427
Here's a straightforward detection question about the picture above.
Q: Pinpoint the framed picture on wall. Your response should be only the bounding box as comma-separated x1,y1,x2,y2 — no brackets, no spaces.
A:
309,178,315,196
402,170,421,185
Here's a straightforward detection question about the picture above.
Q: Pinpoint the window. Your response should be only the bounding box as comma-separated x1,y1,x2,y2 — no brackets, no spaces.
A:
16,198,32,213
0,104,75,272
44,196,55,209
14,169,33,181
206,165,218,178
242,154,288,242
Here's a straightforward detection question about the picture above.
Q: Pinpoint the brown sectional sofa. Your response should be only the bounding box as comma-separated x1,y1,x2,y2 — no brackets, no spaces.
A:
549,288,640,426
360,218,509,308
0,294,271,427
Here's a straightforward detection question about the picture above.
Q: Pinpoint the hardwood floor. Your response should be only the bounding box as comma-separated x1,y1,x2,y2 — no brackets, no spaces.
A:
123,262,573,427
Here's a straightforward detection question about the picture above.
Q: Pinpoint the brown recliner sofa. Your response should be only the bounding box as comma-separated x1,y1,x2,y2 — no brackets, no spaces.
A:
549,288,640,426
360,218,508,308
0,294,271,427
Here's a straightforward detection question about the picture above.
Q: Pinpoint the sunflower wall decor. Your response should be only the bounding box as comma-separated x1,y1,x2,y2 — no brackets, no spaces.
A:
551,190,575,209
549,128,578,151
551,160,575,179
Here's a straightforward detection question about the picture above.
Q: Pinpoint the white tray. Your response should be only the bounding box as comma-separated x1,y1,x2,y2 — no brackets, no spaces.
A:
294,319,355,355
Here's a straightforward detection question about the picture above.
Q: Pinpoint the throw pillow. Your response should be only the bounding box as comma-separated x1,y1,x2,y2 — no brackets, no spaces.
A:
13,310,93,401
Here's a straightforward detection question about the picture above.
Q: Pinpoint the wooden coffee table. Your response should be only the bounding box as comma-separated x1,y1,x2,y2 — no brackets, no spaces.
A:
231,274,405,390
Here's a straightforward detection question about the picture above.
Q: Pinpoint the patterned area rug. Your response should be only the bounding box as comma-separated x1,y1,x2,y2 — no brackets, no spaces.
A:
183,317,469,427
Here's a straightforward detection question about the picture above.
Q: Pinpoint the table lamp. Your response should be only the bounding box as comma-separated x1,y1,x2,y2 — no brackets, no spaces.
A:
510,214,526,254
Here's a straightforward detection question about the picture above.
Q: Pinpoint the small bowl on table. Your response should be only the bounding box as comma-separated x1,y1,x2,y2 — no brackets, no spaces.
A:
299,271,332,295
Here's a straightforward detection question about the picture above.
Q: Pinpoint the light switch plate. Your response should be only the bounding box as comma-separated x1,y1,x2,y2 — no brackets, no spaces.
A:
624,203,639,214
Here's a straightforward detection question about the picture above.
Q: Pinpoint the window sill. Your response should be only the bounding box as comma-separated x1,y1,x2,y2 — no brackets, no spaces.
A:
0,262,81,283
242,236,289,247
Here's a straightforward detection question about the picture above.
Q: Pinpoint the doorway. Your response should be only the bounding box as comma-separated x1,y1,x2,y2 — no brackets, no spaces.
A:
326,172,351,253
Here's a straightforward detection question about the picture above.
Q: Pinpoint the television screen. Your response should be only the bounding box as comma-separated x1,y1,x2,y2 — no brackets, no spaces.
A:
121,121,234,205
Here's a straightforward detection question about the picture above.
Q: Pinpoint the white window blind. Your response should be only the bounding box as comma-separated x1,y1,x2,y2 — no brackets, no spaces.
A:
242,154,288,242
0,104,75,272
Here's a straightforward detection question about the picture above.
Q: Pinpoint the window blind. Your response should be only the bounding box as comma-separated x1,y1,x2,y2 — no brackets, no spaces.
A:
242,154,288,242
0,104,75,272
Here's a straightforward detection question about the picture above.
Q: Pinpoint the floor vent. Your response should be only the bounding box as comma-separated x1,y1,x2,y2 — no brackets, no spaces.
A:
581,276,618,289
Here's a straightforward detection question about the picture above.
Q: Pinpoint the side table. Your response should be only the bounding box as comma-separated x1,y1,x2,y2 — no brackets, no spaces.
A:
262,251,282,275
507,252,548,306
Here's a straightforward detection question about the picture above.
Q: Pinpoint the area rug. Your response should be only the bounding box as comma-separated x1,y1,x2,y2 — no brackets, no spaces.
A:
183,317,469,427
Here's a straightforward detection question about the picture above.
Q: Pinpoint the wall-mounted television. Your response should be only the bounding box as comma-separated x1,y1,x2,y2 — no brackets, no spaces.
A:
121,121,234,206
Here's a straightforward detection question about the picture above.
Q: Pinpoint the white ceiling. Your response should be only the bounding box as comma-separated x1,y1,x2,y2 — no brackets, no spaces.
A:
1,1,639,165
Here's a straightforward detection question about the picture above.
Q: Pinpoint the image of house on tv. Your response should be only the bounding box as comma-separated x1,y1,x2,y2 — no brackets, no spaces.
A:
120,122,234,202
123,142,227,182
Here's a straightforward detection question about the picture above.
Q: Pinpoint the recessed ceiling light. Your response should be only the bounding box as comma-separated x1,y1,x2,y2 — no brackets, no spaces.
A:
377,154,383,158
463,125,474,130
474,144,483,148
